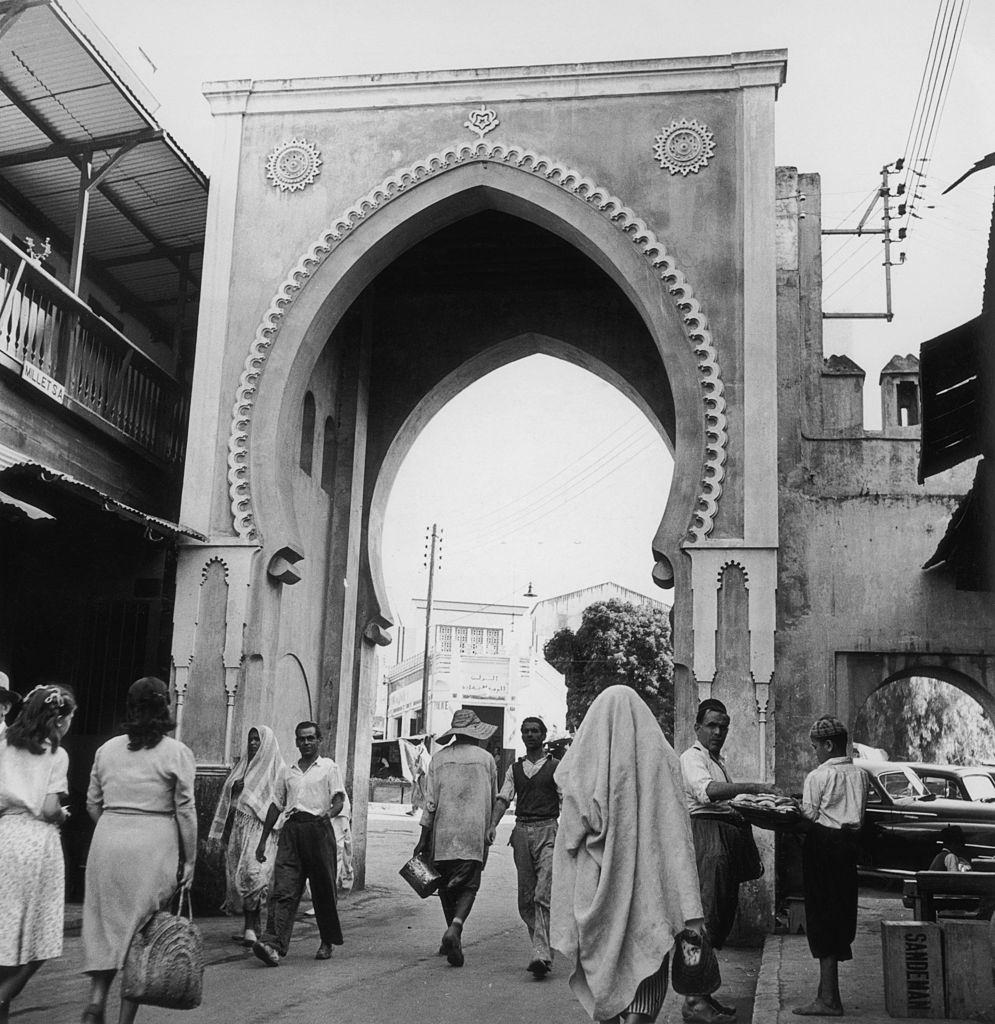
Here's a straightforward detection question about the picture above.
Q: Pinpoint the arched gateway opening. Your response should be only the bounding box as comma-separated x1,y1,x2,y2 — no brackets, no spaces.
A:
232,164,716,881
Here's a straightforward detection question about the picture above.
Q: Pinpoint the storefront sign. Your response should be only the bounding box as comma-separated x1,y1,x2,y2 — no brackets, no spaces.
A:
22,361,65,403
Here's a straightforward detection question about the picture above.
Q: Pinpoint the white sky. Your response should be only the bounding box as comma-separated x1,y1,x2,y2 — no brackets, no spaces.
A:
79,0,995,623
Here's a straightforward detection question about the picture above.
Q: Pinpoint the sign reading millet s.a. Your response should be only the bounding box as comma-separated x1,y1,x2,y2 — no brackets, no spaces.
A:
21,361,65,403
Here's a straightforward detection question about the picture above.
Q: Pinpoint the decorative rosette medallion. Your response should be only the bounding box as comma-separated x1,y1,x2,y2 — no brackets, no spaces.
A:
266,137,322,192
464,105,499,139
653,118,715,176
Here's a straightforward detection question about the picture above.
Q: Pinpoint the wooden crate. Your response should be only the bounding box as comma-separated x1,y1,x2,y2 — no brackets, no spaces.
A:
881,920,945,1018
940,919,995,1022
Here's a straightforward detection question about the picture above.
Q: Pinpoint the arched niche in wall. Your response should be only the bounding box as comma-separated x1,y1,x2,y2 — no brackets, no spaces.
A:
271,653,313,757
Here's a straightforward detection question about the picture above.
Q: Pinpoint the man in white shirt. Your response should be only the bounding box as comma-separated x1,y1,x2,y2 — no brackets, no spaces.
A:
679,699,774,1023
252,721,345,966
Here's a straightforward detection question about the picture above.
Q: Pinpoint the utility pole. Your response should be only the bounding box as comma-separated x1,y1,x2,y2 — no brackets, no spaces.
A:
822,160,904,322
420,523,440,735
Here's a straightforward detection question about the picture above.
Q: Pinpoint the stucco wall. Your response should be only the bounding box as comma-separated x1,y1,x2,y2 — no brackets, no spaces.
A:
775,168,995,805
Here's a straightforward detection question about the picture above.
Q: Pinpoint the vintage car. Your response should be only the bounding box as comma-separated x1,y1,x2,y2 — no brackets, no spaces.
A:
908,763,995,802
855,759,995,875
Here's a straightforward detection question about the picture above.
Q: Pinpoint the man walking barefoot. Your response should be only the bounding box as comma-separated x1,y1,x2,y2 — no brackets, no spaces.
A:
489,716,560,979
413,709,497,968
251,721,345,966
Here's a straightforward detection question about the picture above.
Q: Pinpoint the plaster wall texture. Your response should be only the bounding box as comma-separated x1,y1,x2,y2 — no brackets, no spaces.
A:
774,167,995,799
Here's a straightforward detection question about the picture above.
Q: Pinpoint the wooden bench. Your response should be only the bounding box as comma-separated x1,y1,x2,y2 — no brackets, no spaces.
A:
902,870,995,921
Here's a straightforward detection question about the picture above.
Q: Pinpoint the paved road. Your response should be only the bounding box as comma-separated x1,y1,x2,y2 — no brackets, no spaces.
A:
17,810,760,1024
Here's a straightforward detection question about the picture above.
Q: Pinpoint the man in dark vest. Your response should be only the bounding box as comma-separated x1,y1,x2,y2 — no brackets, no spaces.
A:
488,716,560,978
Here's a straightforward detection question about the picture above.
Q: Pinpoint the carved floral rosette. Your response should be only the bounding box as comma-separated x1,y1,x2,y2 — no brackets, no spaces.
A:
653,118,715,176
266,137,322,192
229,141,728,546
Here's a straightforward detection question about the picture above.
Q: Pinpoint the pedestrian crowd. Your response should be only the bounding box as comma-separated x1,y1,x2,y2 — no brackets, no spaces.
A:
0,677,871,1024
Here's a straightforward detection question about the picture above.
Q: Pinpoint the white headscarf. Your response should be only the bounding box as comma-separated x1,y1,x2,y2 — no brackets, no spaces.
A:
208,726,286,839
550,686,703,1021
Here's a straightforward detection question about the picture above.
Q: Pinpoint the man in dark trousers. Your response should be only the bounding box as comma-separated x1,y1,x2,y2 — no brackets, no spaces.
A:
679,699,773,1022
489,716,560,978
251,721,345,966
413,708,498,968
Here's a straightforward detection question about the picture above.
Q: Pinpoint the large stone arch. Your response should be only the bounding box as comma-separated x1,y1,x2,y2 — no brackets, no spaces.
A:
229,144,727,624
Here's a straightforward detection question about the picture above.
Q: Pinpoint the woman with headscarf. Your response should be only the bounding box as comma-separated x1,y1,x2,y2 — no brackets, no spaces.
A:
551,686,705,1024
0,684,75,1024
209,726,286,945
80,677,197,1024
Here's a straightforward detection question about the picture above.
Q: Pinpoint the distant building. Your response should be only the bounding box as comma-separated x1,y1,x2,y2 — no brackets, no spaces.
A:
384,598,566,765
530,581,670,656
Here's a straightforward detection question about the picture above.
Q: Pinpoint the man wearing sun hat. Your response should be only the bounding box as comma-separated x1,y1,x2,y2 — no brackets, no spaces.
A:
412,708,498,968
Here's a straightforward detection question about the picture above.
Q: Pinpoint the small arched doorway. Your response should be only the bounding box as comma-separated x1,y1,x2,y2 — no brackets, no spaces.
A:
853,669,995,764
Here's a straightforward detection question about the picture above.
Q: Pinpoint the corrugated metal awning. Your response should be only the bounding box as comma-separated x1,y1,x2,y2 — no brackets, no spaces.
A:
0,443,205,540
922,459,991,591
0,0,207,323
918,315,981,482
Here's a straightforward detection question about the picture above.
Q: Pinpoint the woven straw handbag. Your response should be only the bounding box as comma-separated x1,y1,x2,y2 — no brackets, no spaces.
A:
121,887,204,1009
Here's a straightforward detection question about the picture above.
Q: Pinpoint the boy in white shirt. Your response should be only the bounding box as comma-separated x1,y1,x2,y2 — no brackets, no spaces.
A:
794,715,869,1017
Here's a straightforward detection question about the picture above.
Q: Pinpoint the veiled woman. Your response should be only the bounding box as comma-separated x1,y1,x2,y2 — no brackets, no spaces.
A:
551,686,705,1024
209,726,286,945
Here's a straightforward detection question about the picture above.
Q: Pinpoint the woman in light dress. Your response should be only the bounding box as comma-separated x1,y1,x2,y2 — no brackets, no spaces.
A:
81,677,197,1024
0,684,75,1024
209,725,286,945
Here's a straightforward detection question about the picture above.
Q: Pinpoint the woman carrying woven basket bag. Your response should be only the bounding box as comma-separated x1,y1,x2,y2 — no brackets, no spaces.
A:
80,677,197,1024
0,684,76,1024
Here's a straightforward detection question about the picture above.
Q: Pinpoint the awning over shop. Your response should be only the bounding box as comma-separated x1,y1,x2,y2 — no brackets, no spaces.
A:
922,459,990,591
918,315,982,483
0,446,205,540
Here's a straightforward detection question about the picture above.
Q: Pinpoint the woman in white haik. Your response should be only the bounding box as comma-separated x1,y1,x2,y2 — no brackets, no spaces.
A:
551,686,706,1024
209,726,286,945
0,684,76,1024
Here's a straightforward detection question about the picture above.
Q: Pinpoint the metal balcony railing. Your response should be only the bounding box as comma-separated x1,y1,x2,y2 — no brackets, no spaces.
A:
0,234,188,464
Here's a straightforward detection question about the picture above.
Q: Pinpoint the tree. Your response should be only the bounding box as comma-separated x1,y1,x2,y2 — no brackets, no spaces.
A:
543,599,674,738
853,676,995,763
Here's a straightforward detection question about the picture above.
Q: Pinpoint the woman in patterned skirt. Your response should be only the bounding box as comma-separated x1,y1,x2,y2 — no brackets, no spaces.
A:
209,726,286,945
81,677,197,1024
0,684,76,1024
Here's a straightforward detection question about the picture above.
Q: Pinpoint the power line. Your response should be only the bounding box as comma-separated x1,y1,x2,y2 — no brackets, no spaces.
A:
823,250,882,302
445,423,661,548
446,437,660,555
442,415,648,531
900,0,970,239
823,238,879,283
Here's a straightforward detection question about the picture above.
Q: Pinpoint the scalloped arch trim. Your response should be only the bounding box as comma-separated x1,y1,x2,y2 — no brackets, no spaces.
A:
227,140,728,543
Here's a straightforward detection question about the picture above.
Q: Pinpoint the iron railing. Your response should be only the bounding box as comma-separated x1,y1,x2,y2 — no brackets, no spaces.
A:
0,234,188,464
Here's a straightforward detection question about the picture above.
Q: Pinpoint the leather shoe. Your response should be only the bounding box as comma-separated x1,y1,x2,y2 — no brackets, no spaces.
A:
251,940,280,967
315,943,333,960
682,1001,728,1024
527,959,551,978
706,995,737,1017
